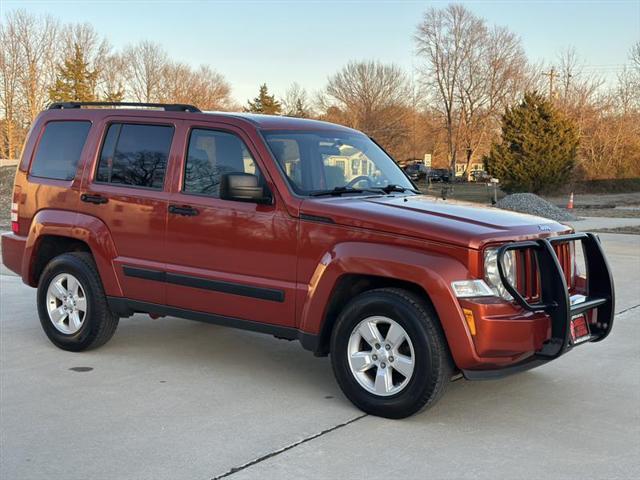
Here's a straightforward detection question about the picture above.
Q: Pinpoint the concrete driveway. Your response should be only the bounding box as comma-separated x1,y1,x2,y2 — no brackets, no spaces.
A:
1,233,639,480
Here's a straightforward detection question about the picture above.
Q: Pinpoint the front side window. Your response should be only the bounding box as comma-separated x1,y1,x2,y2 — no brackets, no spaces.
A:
30,121,91,180
183,129,262,197
263,130,414,195
96,123,174,189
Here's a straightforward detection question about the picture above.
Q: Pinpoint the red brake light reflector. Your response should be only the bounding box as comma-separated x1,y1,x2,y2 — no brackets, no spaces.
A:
10,202,19,234
570,315,590,343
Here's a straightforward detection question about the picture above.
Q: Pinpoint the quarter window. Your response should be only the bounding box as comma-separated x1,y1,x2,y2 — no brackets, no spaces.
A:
96,123,174,189
30,121,91,180
183,129,262,197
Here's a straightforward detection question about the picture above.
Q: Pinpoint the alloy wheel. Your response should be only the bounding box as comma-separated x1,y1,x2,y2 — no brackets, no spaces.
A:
46,273,87,334
347,316,415,396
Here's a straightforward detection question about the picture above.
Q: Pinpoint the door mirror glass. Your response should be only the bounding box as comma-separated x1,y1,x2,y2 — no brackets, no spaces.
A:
220,173,270,204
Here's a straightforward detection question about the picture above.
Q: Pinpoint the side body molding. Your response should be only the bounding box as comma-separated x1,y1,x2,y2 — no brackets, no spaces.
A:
297,241,479,368
23,209,122,296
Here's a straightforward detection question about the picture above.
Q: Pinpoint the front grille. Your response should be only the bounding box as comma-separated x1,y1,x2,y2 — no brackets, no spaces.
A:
515,240,574,302
554,242,573,289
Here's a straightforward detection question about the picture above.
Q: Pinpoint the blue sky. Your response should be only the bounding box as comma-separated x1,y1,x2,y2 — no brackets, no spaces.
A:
3,0,639,104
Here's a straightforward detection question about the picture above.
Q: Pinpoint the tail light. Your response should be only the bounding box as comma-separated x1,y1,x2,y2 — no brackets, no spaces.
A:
10,202,19,234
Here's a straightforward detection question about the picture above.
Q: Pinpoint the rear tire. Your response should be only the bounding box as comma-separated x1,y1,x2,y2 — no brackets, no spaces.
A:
330,288,452,419
37,252,119,351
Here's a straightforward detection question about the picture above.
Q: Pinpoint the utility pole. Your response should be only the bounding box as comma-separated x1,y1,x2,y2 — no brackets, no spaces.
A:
542,67,557,99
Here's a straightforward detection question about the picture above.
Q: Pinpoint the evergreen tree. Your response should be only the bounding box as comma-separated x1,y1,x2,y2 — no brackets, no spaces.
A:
485,91,579,194
49,44,99,102
245,84,282,115
289,98,309,118
102,87,125,103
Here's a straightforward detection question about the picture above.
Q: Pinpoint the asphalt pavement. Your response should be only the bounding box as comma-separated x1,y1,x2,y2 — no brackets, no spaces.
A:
1,233,639,480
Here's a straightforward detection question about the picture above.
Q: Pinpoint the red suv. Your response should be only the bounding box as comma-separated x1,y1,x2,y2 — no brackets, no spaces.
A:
2,102,614,418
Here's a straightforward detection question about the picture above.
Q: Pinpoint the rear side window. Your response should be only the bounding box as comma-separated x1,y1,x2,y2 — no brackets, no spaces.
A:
30,121,91,180
96,123,174,189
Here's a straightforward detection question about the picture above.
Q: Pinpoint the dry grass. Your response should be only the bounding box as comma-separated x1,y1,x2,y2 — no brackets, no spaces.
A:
0,166,16,231
545,192,640,208
591,225,640,235
572,208,640,219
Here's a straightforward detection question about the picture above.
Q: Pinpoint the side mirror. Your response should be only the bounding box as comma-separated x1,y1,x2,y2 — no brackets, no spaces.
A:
220,173,271,204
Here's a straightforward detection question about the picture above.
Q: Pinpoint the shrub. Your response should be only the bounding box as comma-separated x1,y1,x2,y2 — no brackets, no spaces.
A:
485,92,579,194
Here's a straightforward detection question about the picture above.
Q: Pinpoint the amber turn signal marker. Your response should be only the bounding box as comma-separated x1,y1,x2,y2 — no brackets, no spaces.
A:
463,308,476,336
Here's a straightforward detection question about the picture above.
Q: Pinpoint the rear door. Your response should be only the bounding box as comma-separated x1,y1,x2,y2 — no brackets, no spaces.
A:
163,122,298,328
79,115,178,305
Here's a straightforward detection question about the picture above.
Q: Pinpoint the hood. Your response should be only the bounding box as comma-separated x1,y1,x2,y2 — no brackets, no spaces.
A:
300,194,571,249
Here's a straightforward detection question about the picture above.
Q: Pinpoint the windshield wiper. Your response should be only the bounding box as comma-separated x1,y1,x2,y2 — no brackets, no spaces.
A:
373,184,421,194
309,186,366,197
309,184,420,197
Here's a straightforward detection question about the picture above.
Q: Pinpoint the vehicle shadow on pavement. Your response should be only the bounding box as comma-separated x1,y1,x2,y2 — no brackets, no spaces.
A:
54,312,600,421
95,314,340,396
102,313,568,424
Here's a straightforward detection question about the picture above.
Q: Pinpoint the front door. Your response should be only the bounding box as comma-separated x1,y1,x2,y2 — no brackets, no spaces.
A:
163,124,297,327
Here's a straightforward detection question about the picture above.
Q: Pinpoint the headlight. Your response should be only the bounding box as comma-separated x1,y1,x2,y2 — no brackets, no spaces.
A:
484,248,517,300
451,279,495,298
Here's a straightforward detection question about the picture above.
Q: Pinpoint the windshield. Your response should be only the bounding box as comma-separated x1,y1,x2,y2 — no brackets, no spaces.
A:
263,130,415,195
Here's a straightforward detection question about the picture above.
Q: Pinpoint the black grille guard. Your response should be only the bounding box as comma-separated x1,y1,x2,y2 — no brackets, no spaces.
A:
463,232,615,380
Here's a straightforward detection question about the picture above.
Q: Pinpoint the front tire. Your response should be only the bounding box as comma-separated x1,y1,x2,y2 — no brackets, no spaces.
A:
330,288,452,419
37,252,119,351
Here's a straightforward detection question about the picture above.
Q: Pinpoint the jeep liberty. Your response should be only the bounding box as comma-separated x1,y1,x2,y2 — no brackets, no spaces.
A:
1,102,615,418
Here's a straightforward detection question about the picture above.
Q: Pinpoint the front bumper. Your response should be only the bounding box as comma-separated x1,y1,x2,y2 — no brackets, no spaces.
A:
461,232,615,380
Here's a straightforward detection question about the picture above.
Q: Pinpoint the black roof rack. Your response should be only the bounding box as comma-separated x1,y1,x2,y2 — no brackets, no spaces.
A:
48,102,201,113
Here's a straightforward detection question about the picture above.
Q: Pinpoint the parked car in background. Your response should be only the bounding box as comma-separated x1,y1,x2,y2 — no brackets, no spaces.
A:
1,102,615,419
403,163,428,182
469,169,491,182
428,168,450,182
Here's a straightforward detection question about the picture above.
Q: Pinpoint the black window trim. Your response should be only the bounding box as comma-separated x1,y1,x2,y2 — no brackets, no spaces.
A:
93,120,175,191
180,126,271,201
28,119,93,182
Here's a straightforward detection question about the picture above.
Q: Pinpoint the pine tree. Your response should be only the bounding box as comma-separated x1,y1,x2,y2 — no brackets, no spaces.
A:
245,84,282,115
49,44,99,103
485,91,579,194
290,99,309,118
102,84,125,103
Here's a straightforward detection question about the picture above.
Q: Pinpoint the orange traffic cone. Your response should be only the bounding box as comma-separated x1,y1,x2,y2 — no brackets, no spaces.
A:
567,192,574,210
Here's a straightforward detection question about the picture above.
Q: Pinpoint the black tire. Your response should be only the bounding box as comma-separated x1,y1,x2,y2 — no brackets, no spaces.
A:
330,288,452,419
37,252,119,351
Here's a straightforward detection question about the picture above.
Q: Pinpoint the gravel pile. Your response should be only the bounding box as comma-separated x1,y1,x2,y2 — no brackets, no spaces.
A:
496,193,577,222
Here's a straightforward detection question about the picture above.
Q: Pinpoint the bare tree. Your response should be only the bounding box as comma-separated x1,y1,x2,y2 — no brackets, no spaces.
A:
189,65,232,110
157,62,188,106
415,5,528,177
556,47,604,113
577,43,640,179
631,41,640,70
456,26,527,174
323,60,411,152
100,53,126,102
415,4,484,173
123,41,168,102
282,82,312,118
159,63,232,110
619,41,640,113
12,10,60,121
577,93,640,179
0,16,22,159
